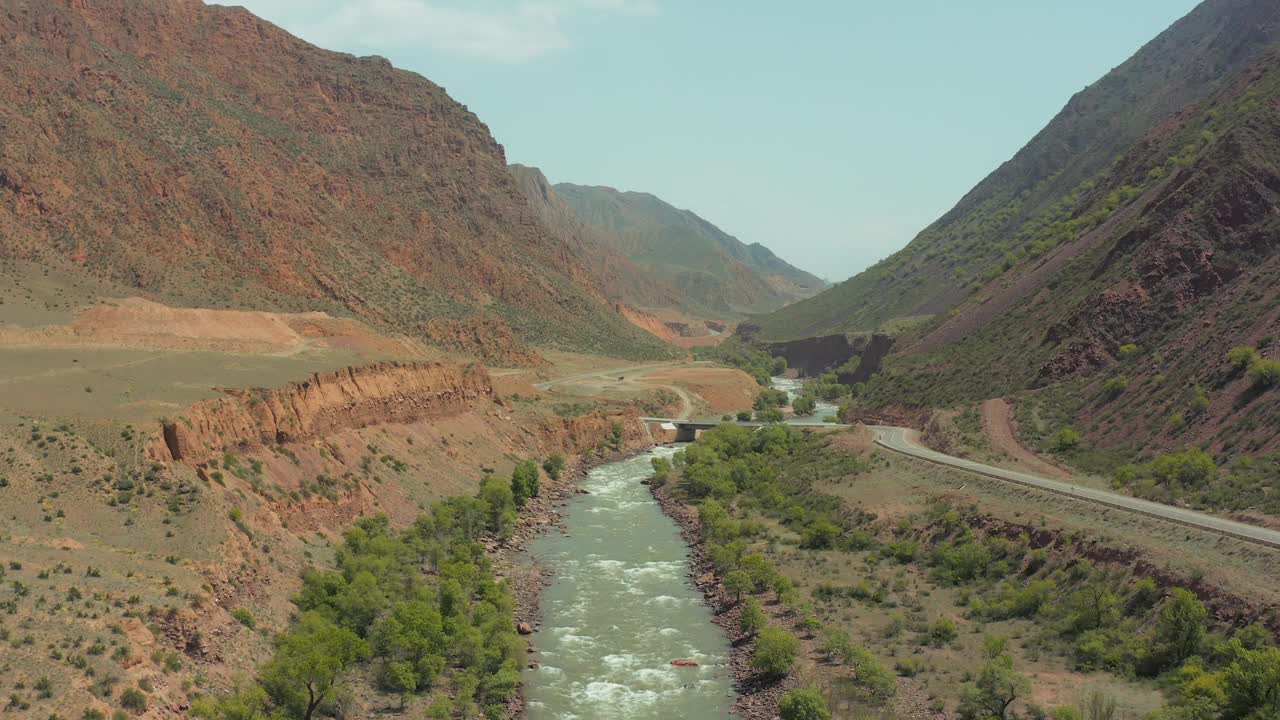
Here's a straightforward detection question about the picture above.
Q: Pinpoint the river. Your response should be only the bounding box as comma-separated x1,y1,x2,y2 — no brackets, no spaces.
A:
771,375,840,424
522,447,736,719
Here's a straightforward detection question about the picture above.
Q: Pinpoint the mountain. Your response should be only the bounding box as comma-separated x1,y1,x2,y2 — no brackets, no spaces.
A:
0,0,668,361
753,0,1280,342
790,0,1280,460
550,183,825,315
508,164,693,314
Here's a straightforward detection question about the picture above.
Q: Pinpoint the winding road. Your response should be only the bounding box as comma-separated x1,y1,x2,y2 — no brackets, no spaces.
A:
870,426,1280,550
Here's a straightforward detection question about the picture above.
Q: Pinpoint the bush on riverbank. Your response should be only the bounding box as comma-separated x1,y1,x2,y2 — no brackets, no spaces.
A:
193,491,523,719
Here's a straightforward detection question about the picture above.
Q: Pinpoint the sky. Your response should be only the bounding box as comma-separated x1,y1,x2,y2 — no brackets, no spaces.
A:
225,0,1201,282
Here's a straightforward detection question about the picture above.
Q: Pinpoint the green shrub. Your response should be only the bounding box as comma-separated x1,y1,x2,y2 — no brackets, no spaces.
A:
119,688,147,711
1249,358,1280,388
751,627,800,678
541,454,565,481
740,598,766,636
780,687,832,720
735,410,753,421
1227,346,1260,371
1053,428,1082,451
230,608,255,629
1102,375,1129,398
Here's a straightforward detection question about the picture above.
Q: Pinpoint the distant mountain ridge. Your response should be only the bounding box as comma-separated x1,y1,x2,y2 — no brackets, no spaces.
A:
550,182,825,316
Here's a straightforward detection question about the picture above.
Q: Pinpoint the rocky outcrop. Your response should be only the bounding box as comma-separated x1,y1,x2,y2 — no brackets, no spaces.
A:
153,362,495,462
538,408,650,455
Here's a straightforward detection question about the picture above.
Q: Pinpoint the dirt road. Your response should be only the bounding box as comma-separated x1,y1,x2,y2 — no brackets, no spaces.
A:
981,398,1072,479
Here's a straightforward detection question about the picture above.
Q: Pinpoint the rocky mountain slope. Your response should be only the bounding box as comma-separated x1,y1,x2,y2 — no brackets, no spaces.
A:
550,182,825,315
0,0,667,361
753,0,1280,342
853,28,1280,461
508,164,695,314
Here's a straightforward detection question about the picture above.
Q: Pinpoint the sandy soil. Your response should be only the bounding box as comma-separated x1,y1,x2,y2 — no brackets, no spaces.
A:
0,297,430,357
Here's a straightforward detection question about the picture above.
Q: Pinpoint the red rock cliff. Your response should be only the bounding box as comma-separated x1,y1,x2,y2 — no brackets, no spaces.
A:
155,362,494,461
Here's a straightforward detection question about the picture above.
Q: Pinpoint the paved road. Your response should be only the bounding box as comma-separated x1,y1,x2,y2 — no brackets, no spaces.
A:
870,426,1280,550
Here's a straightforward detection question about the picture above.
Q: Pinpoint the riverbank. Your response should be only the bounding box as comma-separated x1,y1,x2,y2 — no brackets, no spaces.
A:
491,437,661,718
649,477,800,719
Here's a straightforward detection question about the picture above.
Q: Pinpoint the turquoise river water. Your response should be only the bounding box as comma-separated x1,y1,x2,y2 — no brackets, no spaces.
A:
522,446,735,719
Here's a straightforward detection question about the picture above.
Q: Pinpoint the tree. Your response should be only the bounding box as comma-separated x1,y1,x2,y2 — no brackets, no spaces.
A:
736,410,753,422
385,661,417,709
1152,588,1207,669
1069,583,1120,633
958,654,1030,720
260,614,370,720
751,627,799,679
479,477,515,535
780,687,831,720
510,460,539,507
756,407,784,424
541,454,565,481
609,421,624,450
724,570,753,605
792,395,817,415
739,598,766,636
1220,645,1280,719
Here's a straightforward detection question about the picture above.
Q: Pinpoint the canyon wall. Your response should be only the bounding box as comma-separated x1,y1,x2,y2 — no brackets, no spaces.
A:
153,362,495,462
762,332,895,379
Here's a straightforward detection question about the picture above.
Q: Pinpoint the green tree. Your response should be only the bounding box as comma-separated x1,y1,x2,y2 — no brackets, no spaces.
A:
958,654,1030,720
792,395,817,415
260,613,370,720
751,627,799,679
385,661,417,709
541,454,565,481
1220,645,1280,719
779,687,831,720
479,477,515,536
724,570,753,605
510,460,540,507
756,407,784,423
735,410,753,421
609,421,624,450
1152,588,1208,670
739,598,766,636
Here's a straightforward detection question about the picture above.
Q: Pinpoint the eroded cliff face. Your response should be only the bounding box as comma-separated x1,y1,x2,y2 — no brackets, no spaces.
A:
762,332,895,380
152,362,495,462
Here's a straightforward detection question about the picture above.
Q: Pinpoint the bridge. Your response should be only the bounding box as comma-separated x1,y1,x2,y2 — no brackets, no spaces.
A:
640,417,850,442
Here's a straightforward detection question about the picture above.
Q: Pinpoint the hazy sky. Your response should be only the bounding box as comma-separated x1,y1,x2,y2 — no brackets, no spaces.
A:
227,0,1200,281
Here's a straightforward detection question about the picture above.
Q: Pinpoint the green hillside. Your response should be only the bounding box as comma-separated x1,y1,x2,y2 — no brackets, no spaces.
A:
554,183,824,315
753,0,1280,341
